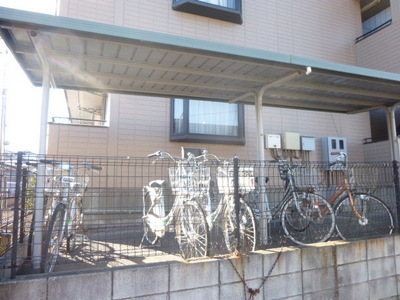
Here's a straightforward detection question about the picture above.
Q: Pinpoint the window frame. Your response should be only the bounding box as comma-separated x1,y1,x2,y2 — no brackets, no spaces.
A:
172,0,243,24
170,98,246,145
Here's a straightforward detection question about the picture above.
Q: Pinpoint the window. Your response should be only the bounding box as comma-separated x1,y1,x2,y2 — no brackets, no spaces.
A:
170,99,245,145
172,0,242,24
358,0,391,40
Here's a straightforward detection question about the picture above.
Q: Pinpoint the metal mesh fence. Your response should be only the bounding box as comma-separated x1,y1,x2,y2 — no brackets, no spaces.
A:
0,152,398,279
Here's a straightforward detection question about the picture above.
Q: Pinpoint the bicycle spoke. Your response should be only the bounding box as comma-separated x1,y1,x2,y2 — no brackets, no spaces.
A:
223,198,257,253
281,194,335,246
175,201,209,259
335,193,394,240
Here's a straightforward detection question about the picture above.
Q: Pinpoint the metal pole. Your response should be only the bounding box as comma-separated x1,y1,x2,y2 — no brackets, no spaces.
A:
32,67,50,269
255,88,269,245
19,167,28,243
384,107,395,161
389,105,400,161
393,160,400,228
254,68,311,244
10,152,23,279
233,156,240,251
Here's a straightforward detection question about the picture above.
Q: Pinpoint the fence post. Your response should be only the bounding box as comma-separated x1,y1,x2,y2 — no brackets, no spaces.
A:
10,151,23,279
233,156,241,251
393,160,400,228
19,167,29,243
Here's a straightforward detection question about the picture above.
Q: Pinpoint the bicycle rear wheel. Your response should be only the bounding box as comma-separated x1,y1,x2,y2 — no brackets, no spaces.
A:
66,199,83,253
334,193,394,240
41,203,66,273
281,193,335,246
175,200,209,259
223,197,258,253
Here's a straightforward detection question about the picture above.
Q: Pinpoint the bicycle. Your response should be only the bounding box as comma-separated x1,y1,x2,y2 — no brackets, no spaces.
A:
193,151,258,253
248,157,336,246
141,151,209,259
327,152,394,240
40,160,101,273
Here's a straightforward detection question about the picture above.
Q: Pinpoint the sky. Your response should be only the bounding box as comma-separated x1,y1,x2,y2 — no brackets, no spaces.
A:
0,0,68,153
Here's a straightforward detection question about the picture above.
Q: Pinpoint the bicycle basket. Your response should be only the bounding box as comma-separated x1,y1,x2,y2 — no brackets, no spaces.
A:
216,165,255,194
291,165,320,189
169,165,211,195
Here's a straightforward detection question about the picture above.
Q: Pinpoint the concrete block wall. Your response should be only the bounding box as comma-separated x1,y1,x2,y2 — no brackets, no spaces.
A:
2,236,400,299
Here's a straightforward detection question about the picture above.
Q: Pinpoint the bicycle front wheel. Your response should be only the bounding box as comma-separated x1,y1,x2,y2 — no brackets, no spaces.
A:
223,197,258,253
142,191,160,245
281,193,335,246
41,203,66,273
175,200,209,259
66,199,83,253
334,193,394,240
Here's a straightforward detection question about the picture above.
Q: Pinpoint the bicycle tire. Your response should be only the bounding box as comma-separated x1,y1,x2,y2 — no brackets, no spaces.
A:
175,200,209,259
66,199,83,253
281,193,335,246
142,191,160,245
223,197,258,253
334,193,394,240
43,195,55,231
41,203,66,273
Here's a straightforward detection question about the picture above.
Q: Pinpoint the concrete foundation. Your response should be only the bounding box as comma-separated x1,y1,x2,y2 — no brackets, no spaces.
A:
1,235,400,299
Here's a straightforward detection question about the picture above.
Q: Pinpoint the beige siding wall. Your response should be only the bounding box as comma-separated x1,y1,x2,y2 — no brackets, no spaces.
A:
364,140,392,162
356,22,400,73
50,0,379,161
355,1,400,72
49,95,371,161
60,0,361,64
353,2,400,162
48,124,109,156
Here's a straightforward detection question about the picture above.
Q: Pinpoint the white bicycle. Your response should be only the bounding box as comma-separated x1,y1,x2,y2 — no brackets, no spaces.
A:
141,151,209,259
192,151,258,253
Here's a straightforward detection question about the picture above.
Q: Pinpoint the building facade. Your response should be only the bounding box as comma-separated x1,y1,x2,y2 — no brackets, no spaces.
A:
47,0,397,162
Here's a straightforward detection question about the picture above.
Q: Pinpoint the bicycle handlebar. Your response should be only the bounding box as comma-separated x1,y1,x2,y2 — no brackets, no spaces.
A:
147,151,162,158
82,162,102,171
39,159,61,165
147,150,182,163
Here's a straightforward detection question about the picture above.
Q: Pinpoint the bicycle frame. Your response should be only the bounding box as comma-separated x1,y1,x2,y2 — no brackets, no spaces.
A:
325,153,365,220
266,160,319,220
142,181,184,239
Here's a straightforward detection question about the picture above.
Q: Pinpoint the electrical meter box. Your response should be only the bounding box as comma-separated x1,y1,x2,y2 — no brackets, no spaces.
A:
282,132,300,150
322,137,348,168
265,134,281,149
301,136,316,151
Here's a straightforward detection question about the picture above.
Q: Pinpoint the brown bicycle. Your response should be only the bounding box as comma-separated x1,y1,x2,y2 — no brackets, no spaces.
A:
328,152,394,240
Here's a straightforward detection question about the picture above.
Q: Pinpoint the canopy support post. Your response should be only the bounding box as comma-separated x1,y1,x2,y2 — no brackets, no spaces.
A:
30,31,52,270
387,104,400,161
253,68,312,245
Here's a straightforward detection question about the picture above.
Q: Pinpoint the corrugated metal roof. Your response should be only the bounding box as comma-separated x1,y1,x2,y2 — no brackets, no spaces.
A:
2,6,400,114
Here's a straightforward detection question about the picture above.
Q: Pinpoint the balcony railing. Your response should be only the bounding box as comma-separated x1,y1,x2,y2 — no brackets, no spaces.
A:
51,117,107,126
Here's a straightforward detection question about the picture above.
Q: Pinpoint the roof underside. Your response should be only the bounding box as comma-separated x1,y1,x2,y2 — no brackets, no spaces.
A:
2,7,400,114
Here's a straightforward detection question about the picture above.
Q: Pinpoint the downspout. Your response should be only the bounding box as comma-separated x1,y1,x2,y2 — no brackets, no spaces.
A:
30,31,52,269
